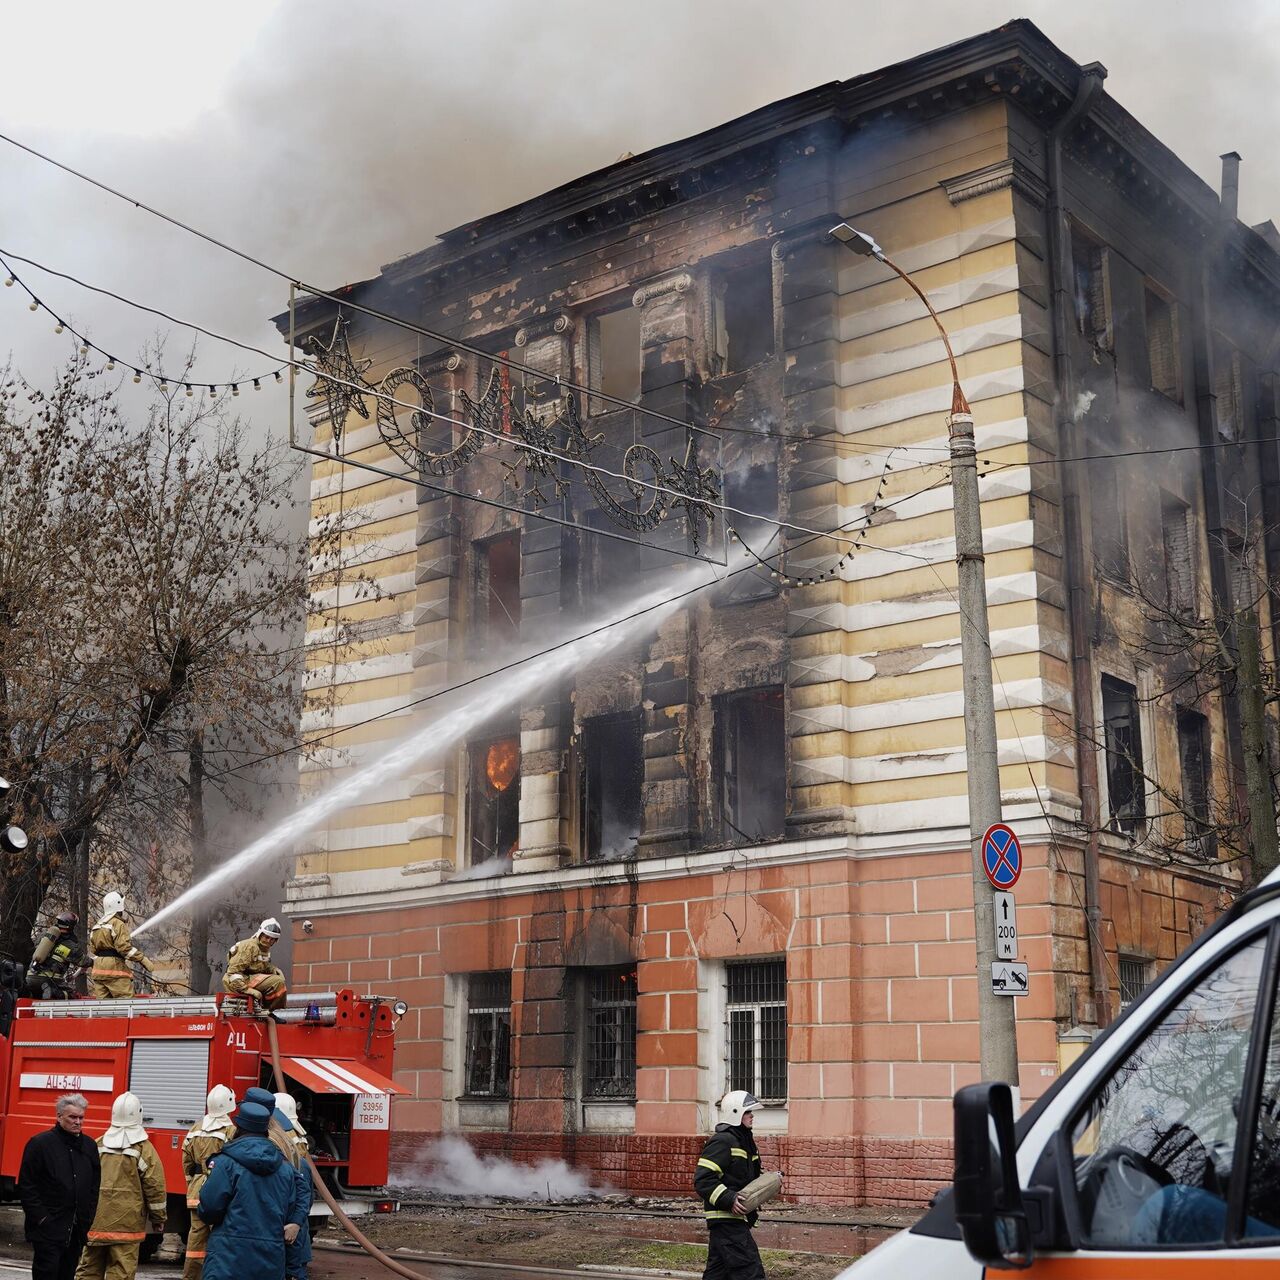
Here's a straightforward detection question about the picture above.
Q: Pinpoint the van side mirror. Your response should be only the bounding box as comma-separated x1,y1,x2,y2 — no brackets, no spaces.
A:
953,1082,1032,1270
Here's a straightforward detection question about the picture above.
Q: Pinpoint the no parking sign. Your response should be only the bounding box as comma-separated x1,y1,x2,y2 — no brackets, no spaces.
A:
982,823,1022,890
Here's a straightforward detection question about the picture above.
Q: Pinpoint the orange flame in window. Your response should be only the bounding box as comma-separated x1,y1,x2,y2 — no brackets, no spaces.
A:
486,738,519,793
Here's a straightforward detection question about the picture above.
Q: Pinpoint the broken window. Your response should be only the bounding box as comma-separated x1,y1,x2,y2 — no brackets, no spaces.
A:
1177,709,1214,859
1091,461,1129,583
1118,955,1152,1010
1228,535,1258,615
714,262,775,374
467,734,521,864
589,303,642,413
1071,227,1112,352
1161,494,1195,617
719,464,780,604
464,971,512,1098
1145,284,1181,402
726,959,787,1102
714,686,786,844
473,532,520,654
581,712,643,862
1215,346,1245,441
1101,675,1146,838
584,967,637,1099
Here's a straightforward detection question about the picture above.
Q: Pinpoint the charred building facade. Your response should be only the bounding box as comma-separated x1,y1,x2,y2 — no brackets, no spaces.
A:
282,21,1280,1204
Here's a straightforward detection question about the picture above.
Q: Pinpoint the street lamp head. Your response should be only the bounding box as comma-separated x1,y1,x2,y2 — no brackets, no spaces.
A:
829,222,885,260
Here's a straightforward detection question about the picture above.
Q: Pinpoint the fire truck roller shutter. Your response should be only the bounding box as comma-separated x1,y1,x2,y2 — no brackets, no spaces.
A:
128,1038,212,1129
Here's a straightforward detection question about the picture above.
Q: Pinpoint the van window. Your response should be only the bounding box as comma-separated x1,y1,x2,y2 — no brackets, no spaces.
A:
1067,934,1266,1247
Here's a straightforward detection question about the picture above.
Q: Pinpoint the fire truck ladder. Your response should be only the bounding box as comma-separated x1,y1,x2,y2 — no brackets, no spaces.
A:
21,995,225,1019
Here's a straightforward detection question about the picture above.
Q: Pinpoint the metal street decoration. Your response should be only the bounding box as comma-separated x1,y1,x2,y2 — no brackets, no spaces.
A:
304,316,722,555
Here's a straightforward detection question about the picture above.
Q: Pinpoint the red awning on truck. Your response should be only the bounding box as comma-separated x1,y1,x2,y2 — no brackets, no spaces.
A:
280,1056,404,1096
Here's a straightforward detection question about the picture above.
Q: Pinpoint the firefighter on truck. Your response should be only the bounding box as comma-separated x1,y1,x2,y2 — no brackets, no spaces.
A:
88,893,155,998
26,910,85,999
221,919,287,1010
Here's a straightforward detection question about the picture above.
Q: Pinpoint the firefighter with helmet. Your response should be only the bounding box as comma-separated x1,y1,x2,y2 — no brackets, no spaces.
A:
75,1092,166,1280
222,919,288,1011
88,894,154,999
693,1090,772,1280
181,1086,235,1280
26,910,85,998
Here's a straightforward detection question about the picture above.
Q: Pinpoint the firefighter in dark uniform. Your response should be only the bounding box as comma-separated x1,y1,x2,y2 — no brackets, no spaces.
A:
693,1090,768,1280
26,912,85,999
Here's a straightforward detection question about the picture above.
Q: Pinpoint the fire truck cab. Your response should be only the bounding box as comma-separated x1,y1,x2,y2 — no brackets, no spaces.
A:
0,988,404,1244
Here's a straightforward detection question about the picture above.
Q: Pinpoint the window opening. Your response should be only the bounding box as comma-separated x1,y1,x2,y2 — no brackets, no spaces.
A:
1091,461,1129,583
1071,228,1112,352
715,687,786,844
590,305,642,412
1118,956,1152,1010
1161,494,1195,617
1145,285,1181,402
584,967,637,1099
1176,709,1214,859
726,959,787,1103
581,713,643,862
474,532,520,654
1101,676,1145,837
716,262,775,374
1068,935,1265,1246
720,464,780,602
467,734,520,864
1215,347,1244,442
464,972,512,1098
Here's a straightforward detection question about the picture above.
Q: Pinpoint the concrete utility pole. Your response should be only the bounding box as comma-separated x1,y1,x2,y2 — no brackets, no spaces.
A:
831,223,1020,1086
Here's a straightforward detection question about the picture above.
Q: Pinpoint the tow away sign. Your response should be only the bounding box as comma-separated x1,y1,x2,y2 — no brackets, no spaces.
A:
993,889,1018,961
991,962,1029,997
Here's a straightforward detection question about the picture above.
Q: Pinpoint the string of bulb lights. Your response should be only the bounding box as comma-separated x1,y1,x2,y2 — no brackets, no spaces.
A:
0,253,289,397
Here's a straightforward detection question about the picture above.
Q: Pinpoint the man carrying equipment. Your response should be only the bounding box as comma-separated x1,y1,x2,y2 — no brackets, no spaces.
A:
693,1091,776,1280
180,1087,235,1280
27,912,85,999
74,1093,166,1280
88,895,154,999
221,919,287,1011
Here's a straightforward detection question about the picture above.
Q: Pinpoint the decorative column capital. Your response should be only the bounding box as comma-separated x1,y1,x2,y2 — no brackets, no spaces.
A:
417,348,464,377
632,270,693,308
514,312,573,347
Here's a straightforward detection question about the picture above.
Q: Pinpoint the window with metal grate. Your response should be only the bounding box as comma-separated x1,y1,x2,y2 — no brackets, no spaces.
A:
1101,676,1146,838
584,967,637,1099
1176,709,1214,860
464,971,512,1098
726,959,787,1103
1118,955,1152,1010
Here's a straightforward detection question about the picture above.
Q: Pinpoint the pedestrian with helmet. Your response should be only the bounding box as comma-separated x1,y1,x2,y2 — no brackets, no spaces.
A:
74,1093,166,1280
693,1091,778,1280
180,1088,235,1280
26,911,86,999
222,919,287,1011
88,894,154,999
195,1101,299,1280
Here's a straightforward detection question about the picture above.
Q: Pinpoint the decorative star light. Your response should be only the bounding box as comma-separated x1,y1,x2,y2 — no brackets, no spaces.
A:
666,436,720,552
306,315,374,454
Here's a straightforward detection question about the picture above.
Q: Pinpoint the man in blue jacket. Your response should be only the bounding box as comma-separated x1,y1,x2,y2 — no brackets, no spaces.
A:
196,1102,298,1280
242,1087,311,1279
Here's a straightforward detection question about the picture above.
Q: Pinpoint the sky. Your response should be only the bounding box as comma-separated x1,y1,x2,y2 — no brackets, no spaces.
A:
0,0,1276,440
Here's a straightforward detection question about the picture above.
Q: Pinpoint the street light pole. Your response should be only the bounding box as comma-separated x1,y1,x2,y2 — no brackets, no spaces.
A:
831,223,1020,1087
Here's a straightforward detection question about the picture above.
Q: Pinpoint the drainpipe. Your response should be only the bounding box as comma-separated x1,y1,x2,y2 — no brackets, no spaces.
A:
1044,61,1113,1028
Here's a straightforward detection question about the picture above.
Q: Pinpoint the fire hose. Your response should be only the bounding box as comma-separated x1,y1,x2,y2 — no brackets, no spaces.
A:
266,1016,432,1280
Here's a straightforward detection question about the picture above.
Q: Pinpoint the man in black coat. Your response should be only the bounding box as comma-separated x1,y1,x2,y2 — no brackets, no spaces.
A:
19,1093,101,1280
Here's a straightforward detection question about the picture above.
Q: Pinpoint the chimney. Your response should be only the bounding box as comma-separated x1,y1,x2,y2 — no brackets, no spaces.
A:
1220,151,1241,221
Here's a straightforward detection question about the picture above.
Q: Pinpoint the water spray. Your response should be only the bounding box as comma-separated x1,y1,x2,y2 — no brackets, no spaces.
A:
135,560,729,937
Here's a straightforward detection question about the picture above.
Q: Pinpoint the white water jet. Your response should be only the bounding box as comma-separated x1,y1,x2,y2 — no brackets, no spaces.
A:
136,560,725,936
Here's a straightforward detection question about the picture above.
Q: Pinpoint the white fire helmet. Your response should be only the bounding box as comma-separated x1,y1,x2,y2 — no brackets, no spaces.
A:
96,891,125,926
103,1091,147,1149
718,1089,764,1126
203,1085,236,1129
258,917,283,941
275,1092,306,1136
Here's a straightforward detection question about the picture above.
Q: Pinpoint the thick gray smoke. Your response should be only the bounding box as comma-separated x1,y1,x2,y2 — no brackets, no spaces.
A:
401,1135,608,1201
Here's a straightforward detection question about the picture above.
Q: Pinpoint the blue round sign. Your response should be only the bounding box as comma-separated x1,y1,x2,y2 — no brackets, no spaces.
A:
982,823,1022,889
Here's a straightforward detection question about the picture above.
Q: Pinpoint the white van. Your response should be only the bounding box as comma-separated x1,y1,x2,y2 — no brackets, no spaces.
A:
840,870,1280,1274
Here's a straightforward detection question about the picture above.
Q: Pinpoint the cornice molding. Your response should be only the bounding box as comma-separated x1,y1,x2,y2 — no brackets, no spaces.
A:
941,158,1049,208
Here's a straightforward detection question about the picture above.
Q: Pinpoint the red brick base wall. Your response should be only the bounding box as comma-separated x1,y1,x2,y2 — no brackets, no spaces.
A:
389,1130,953,1207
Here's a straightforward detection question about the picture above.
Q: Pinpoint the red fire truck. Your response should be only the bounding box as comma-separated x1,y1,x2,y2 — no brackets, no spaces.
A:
0,988,405,1247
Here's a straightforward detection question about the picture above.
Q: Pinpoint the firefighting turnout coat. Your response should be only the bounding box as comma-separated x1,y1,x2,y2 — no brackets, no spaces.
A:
84,1136,167,1247
182,1118,234,1209
693,1123,763,1227
88,916,150,996
222,938,286,998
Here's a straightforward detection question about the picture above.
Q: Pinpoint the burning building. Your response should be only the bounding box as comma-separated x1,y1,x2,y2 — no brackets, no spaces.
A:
279,20,1280,1204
